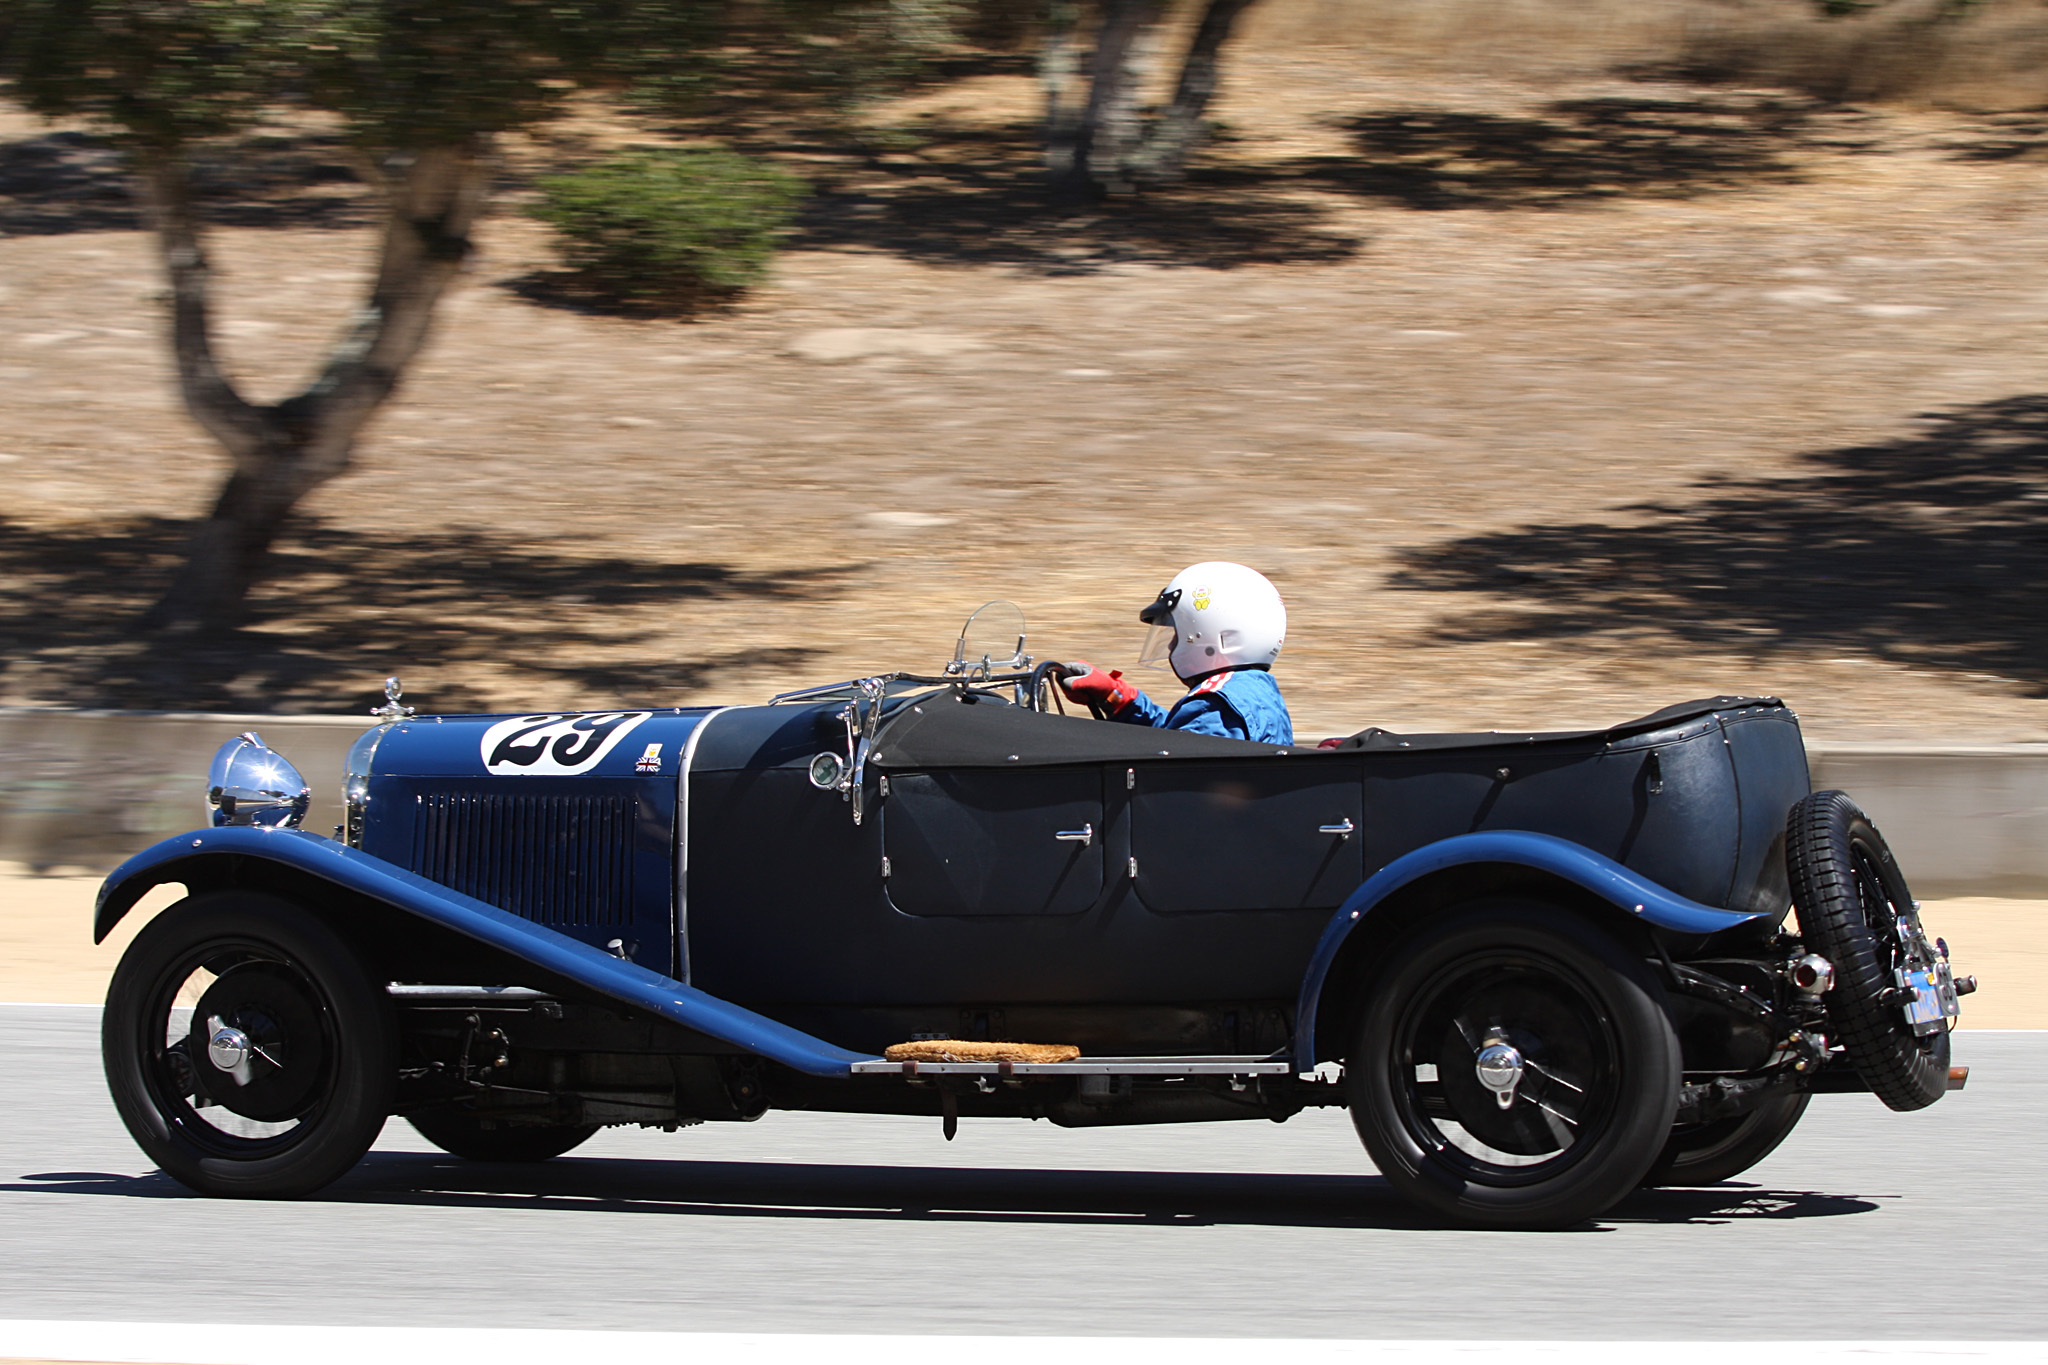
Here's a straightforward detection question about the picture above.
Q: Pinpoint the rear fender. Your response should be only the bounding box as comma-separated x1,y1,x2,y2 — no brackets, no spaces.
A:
1292,830,1772,1073
95,827,875,1078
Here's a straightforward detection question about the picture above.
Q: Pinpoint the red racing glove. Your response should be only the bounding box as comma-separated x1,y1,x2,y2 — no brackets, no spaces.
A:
1059,661,1142,716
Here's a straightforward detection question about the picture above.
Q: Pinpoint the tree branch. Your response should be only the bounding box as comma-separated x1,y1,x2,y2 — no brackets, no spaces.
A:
291,138,495,476
136,155,267,468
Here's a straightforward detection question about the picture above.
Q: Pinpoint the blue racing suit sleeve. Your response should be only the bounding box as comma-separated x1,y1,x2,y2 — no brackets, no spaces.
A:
1108,689,1170,727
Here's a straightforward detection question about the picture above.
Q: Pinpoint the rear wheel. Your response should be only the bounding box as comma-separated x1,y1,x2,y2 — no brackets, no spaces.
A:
408,1110,599,1162
1348,901,1681,1229
102,891,395,1198
1786,791,1951,1111
1640,1089,1810,1187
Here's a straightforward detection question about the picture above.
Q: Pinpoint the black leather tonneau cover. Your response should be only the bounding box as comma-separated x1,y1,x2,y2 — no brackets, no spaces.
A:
1330,695,1784,752
872,693,1784,770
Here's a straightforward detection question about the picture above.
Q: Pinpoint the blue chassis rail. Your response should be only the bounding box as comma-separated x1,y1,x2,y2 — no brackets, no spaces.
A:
95,827,875,1078
101,827,1766,1082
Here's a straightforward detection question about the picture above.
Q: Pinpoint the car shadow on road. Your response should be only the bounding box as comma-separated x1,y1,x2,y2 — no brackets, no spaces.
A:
1390,393,2048,694
7,1158,1884,1231
0,514,857,711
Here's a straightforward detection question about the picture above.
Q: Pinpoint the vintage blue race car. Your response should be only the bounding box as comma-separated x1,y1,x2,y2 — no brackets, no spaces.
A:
93,605,1970,1228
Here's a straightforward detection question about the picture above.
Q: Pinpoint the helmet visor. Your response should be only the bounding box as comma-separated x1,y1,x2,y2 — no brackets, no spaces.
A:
1137,622,1177,670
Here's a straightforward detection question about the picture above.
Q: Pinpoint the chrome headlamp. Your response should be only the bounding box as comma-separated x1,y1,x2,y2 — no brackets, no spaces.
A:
207,732,311,829
342,723,387,848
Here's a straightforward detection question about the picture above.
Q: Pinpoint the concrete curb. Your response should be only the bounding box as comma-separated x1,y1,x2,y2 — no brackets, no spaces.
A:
1807,744,2048,897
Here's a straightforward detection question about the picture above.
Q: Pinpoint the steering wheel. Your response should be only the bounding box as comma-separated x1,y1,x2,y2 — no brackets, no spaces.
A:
1027,660,1109,719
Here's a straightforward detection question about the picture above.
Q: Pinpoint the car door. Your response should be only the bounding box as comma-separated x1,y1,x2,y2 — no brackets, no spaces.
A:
1127,758,1363,913
881,767,1105,916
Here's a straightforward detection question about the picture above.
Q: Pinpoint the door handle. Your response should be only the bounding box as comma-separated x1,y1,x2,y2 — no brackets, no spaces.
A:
1319,818,1355,840
1055,823,1094,846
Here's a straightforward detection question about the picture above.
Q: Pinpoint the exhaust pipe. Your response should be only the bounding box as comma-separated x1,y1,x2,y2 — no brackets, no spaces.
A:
1790,953,1835,995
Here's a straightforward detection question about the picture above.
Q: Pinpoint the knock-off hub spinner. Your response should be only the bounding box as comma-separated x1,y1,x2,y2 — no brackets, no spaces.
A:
207,1025,252,1073
1475,1040,1525,1110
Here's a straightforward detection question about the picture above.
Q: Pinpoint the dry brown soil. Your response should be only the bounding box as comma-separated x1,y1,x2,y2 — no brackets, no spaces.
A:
6,38,2048,742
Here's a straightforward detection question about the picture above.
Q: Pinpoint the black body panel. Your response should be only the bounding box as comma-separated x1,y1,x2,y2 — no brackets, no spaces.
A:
884,769,1105,917
683,696,1809,1049
1131,761,1363,912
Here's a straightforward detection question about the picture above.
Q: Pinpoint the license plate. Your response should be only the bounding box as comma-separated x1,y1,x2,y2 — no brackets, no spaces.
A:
1898,962,1961,1036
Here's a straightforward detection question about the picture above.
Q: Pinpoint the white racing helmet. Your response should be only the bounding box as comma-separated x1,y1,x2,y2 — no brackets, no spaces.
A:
1137,561,1286,682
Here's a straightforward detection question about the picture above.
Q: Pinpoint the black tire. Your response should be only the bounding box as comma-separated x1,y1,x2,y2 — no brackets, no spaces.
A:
1639,1089,1810,1187
1785,791,1950,1111
102,891,395,1198
1349,901,1681,1230
408,1109,599,1162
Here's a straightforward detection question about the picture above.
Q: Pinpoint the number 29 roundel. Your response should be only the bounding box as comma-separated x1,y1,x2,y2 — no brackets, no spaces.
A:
480,712,654,776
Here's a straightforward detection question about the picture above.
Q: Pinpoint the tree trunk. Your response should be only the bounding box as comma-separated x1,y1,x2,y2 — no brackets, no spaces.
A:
1073,0,1168,196
1131,0,1257,181
1043,0,1087,189
138,140,494,633
1044,0,1258,199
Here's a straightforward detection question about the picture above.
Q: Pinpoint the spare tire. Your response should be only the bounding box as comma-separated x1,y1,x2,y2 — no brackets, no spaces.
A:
1785,790,1950,1111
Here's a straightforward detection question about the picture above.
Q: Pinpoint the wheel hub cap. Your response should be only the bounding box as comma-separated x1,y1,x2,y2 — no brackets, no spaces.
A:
207,1023,253,1078
1475,1040,1525,1109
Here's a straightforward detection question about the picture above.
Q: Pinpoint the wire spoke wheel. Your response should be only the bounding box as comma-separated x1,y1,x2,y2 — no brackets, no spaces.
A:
103,892,395,1198
1349,900,1679,1229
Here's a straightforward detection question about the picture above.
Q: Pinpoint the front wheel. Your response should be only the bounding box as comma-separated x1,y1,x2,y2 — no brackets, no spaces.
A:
102,891,395,1198
1348,901,1681,1230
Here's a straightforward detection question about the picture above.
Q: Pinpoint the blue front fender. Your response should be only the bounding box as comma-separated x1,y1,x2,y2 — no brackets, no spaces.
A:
1291,830,1772,1074
96,827,876,1078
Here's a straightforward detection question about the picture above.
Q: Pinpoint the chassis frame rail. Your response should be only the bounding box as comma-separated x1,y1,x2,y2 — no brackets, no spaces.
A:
852,1054,1296,1078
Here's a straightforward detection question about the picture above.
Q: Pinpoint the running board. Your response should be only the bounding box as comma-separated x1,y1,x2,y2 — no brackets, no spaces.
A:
388,985,550,1002
851,1055,1294,1078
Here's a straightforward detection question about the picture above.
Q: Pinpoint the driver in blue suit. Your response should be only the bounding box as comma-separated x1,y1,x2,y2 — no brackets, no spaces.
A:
1058,561,1294,746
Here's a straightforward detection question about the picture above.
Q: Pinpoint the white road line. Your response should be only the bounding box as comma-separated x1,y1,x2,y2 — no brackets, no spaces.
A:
0,1324,2042,1365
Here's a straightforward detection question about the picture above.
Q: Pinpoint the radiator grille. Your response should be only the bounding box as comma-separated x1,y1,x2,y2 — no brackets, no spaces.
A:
410,792,635,927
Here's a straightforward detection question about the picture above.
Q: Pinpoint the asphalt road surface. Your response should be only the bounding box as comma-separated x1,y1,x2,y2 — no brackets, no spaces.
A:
1,1005,2039,1340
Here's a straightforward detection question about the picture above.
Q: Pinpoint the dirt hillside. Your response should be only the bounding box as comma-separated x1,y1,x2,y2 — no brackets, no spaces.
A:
5,17,2048,742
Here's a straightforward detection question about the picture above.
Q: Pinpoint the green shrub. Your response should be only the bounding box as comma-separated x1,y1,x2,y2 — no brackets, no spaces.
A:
530,148,804,306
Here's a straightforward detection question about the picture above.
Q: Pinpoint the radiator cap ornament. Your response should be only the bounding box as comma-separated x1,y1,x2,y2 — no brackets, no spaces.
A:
372,676,415,723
